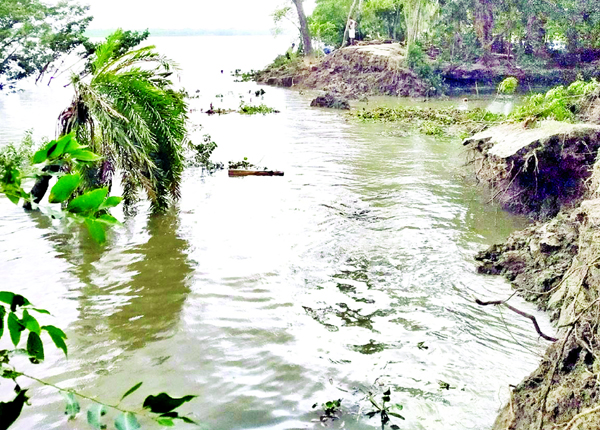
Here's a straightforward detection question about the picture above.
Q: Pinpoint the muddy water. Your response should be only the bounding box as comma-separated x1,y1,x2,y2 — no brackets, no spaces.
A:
0,36,552,430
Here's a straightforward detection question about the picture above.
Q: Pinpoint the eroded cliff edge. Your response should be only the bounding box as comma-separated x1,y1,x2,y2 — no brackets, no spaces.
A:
465,120,600,429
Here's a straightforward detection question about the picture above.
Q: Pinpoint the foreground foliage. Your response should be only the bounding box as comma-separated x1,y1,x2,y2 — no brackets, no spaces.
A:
0,292,197,429
0,134,121,243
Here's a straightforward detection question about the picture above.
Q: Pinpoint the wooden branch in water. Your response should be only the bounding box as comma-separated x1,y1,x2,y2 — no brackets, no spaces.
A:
476,298,558,342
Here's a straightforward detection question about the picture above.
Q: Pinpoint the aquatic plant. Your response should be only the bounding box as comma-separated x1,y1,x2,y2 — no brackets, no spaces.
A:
228,157,256,170
232,69,259,82
238,102,280,115
187,134,223,172
352,106,504,137
365,389,405,430
312,399,342,423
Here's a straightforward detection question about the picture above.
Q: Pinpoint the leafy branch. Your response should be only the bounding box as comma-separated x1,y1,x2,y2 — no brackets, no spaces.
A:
0,291,198,429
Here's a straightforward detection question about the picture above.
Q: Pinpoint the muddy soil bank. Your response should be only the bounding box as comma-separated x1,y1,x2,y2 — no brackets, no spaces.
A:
468,120,600,429
255,43,430,98
443,58,600,94
257,42,600,98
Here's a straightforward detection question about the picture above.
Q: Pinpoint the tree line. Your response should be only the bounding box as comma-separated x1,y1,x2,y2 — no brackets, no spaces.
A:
285,0,600,66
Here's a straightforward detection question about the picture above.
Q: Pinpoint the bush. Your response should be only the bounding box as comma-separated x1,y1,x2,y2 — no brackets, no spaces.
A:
498,77,519,95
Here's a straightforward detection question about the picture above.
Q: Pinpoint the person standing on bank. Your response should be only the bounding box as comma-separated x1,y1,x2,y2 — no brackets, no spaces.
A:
348,18,357,46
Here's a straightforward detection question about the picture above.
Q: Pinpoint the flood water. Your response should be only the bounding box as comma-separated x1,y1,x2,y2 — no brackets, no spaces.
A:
0,36,552,430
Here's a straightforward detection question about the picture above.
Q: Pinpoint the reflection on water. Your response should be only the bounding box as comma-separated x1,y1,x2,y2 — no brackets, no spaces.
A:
0,36,550,430
71,212,192,352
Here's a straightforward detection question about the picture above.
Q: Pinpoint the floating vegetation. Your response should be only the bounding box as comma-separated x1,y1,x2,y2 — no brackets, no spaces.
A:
187,134,223,172
228,157,256,170
352,79,600,138
312,399,342,424
232,69,258,82
238,101,280,115
352,106,503,138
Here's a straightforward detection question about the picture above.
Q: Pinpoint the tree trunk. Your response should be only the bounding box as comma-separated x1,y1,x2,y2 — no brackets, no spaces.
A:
473,0,494,64
525,10,547,58
291,0,312,56
342,0,359,47
23,164,60,210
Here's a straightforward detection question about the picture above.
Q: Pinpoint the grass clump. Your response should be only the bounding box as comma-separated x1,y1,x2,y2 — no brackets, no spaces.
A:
498,77,519,95
509,79,600,122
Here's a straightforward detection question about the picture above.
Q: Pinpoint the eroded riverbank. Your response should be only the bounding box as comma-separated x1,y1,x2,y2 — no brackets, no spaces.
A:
467,116,600,429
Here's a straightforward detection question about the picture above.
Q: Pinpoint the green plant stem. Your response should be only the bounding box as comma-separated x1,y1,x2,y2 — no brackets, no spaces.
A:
19,372,134,415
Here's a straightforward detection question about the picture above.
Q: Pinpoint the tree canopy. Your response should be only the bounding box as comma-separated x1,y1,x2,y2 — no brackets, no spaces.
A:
0,0,91,90
308,0,600,66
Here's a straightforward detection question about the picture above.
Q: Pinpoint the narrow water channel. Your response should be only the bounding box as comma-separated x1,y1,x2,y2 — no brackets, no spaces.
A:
0,36,552,430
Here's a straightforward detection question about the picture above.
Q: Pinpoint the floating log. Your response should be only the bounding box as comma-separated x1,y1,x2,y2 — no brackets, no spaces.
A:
228,169,284,177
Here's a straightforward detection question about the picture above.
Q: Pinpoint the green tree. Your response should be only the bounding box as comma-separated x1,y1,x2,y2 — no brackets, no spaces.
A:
272,0,313,55
54,30,189,212
0,0,91,90
309,0,353,47
361,0,405,41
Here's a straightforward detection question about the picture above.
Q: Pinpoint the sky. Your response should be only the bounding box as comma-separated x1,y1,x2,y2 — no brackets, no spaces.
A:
78,0,316,32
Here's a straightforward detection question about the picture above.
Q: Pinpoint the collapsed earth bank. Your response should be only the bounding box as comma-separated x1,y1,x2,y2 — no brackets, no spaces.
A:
256,42,600,99
465,118,600,429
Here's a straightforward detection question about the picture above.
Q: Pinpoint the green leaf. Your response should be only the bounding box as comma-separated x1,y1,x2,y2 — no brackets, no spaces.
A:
0,306,5,339
32,146,49,164
85,218,107,244
63,136,84,154
0,390,29,430
21,310,41,335
156,417,175,426
176,416,198,424
31,308,51,315
42,325,68,357
96,214,121,226
388,412,405,420
99,196,123,210
143,393,197,414
67,188,109,214
47,135,72,160
1,369,22,380
115,412,141,430
49,173,81,204
26,332,44,363
8,312,24,346
121,382,143,402
0,292,31,311
5,193,19,205
87,403,108,430
69,149,103,162
63,392,80,420
0,292,15,306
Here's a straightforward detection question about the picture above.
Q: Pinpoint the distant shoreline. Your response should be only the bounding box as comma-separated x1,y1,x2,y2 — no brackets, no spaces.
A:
85,29,283,38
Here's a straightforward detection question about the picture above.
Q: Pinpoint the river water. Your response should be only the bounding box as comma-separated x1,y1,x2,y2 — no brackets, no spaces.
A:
0,36,552,430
